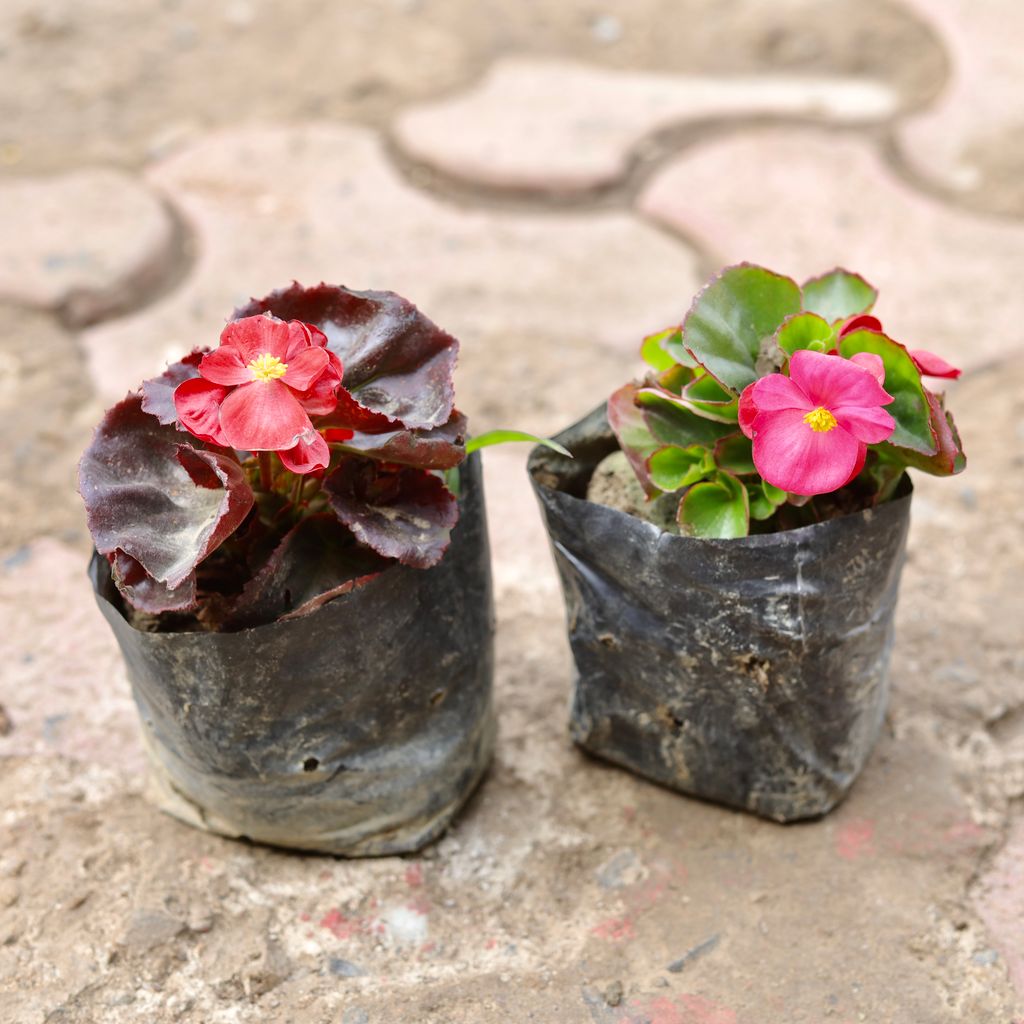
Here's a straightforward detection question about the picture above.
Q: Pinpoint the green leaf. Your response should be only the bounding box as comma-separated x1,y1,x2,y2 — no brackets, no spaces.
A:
648,445,713,491
465,429,572,458
442,466,461,496
608,382,662,496
748,479,787,521
637,379,738,425
679,470,750,539
637,388,737,448
682,264,802,394
655,363,697,396
775,312,835,356
802,269,877,323
641,327,693,371
713,433,755,474
876,390,965,476
838,329,935,454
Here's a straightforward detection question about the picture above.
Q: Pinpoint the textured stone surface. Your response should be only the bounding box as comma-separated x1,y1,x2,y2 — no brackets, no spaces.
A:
394,58,899,193
898,0,1024,216
0,538,140,770
974,816,1024,996
80,124,700,431
0,169,175,324
638,128,1024,370
0,0,946,172
0,306,96,548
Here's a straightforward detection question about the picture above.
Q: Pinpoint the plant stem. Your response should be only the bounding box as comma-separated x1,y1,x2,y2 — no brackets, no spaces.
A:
290,472,303,511
258,451,274,491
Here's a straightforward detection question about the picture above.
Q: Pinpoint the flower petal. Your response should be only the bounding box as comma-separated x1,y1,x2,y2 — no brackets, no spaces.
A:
832,404,896,444
911,349,961,379
278,429,331,474
174,378,230,446
199,346,252,386
219,380,313,450
848,351,886,385
281,346,329,390
751,407,863,495
838,314,882,337
751,372,814,412
738,383,758,439
219,314,292,362
789,348,892,409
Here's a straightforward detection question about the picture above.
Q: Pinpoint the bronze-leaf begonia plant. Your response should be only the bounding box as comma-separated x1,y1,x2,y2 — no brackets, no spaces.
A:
79,283,560,630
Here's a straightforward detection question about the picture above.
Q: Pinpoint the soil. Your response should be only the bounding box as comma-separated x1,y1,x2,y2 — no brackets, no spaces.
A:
586,450,680,532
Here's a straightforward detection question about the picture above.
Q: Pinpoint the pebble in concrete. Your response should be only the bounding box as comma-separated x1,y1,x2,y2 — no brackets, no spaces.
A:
393,57,899,194
0,169,176,325
897,0,1024,216
638,127,1024,371
81,123,701,431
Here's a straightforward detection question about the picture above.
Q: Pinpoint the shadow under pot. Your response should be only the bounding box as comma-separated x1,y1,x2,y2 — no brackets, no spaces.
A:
90,455,495,857
528,405,912,823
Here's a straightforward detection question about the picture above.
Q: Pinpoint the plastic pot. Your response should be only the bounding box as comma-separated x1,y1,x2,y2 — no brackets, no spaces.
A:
91,455,495,856
528,405,912,822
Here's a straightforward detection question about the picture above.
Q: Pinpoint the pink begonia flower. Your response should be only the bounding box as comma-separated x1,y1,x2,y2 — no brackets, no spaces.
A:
174,314,350,474
837,315,961,380
739,349,896,496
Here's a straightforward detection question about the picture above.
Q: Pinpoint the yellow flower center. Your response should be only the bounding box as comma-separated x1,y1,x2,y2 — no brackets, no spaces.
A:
248,352,288,382
803,407,838,433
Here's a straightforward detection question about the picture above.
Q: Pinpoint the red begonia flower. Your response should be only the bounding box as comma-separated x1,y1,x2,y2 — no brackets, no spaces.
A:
739,349,896,496
174,314,349,474
909,349,961,379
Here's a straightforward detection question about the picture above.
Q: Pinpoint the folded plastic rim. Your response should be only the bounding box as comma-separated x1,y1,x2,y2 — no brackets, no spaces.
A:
528,404,912,822
91,454,495,856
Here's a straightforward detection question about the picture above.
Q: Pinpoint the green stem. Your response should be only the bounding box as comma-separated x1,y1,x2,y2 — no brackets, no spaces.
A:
290,472,303,511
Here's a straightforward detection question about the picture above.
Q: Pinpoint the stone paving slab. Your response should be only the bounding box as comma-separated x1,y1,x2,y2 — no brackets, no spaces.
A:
393,58,899,195
80,123,700,432
0,169,176,325
638,127,1024,371
898,0,1024,217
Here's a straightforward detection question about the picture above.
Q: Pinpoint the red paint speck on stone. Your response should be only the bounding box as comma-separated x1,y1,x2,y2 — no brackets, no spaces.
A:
485,937,498,950
300,912,311,922
836,818,875,860
319,908,360,940
623,994,738,1024
405,863,425,887
319,869,332,881
592,916,636,942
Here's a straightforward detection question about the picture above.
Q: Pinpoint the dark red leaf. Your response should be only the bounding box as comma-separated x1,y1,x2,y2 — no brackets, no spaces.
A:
334,410,467,470
78,395,255,597
324,459,459,569
140,349,205,426
233,283,458,431
224,514,389,628
109,550,197,613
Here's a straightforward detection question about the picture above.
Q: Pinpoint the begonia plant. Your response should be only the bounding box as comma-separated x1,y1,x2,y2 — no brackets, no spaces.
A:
608,264,965,538
79,283,560,629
